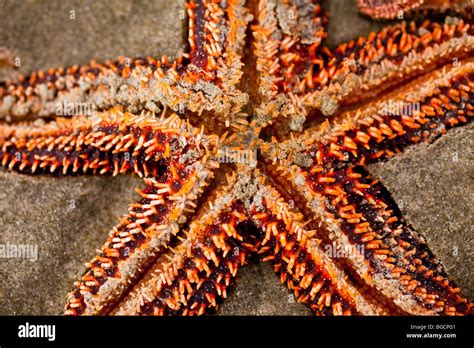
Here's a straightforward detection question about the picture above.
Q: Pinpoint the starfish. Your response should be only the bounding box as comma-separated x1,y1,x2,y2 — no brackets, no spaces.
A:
0,0,473,316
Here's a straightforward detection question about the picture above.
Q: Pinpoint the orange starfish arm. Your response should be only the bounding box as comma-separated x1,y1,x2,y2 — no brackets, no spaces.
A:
313,20,473,114
249,171,383,315
254,8,473,135
0,0,250,130
357,0,473,19
113,200,250,316
252,0,328,128
64,137,219,315
0,109,218,177
304,60,474,167
68,169,252,316
259,61,473,315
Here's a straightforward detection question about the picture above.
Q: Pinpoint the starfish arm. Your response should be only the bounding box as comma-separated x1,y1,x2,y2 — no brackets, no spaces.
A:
258,61,473,315
310,19,473,113
305,60,474,167
260,157,473,315
0,0,250,128
64,154,219,315
254,11,473,134
252,0,328,128
310,165,472,315
249,171,384,315
262,59,473,168
113,202,250,315
357,0,473,19
99,170,253,315
0,109,217,176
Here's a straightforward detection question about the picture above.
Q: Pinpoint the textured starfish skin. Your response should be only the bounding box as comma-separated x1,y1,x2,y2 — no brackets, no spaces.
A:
357,0,474,19
0,0,473,316
253,1,473,136
0,0,251,133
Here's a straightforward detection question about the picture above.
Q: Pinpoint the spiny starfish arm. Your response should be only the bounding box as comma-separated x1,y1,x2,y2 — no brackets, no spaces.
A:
357,0,473,19
0,0,250,127
260,158,473,315
0,55,182,120
257,62,473,314
314,63,474,171
312,19,474,113
113,202,250,316
0,116,98,175
64,155,219,315
249,172,383,315
101,170,254,315
308,165,472,315
254,14,473,134
262,59,473,168
252,0,328,128
309,60,473,167
0,109,218,177
358,0,423,18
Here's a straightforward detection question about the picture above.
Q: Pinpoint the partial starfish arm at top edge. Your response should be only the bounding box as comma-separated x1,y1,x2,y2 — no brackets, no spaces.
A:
253,8,473,136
